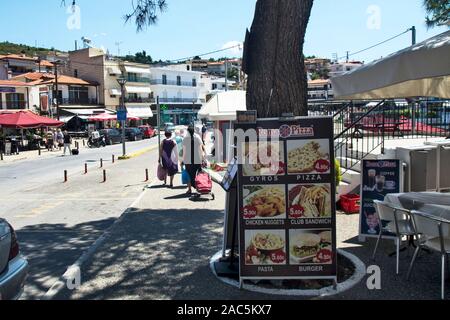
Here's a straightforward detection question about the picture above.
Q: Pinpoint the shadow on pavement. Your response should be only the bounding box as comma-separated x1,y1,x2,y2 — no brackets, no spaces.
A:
17,218,116,300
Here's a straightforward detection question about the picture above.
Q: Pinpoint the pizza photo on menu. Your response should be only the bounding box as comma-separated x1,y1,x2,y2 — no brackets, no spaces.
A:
287,140,331,175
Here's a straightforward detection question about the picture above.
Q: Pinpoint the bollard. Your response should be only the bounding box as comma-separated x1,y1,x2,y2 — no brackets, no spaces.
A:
112,155,115,164
38,147,41,156
76,141,79,150
100,158,103,168
145,169,149,182
64,170,68,183
85,163,88,174
82,139,85,147
103,170,106,183
0,152,3,161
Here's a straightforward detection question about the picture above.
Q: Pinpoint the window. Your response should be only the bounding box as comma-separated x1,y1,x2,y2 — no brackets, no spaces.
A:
74,69,78,78
187,65,190,71
212,83,218,90
6,93,26,109
69,86,89,104
128,73,138,82
177,76,181,86
192,78,197,87
162,75,167,85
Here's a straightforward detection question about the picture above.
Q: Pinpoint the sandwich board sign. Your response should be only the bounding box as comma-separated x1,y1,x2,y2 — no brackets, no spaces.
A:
359,159,402,240
235,116,337,283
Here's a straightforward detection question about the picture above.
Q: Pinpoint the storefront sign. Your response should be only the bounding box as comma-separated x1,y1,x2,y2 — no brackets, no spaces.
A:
236,111,257,124
117,110,127,121
0,87,16,93
359,160,401,238
236,117,337,281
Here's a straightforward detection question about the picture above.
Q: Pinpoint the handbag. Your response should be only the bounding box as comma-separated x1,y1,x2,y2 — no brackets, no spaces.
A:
181,165,190,185
157,163,167,181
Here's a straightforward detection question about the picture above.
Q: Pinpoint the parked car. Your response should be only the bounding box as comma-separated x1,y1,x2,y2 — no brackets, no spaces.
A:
125,128,144,141
99,129,122,145
139,125,157,139
0,219,28,300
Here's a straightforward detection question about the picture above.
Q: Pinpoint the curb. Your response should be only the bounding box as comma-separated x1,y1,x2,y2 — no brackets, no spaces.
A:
118,145,158,160
42,182,154,300
209,249,366,298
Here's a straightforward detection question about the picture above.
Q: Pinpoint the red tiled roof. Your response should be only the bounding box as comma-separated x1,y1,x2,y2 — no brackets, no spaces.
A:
11,72,55,81
0,80,29,87
39,60,54,67
0,54,36,62
40,75,95,86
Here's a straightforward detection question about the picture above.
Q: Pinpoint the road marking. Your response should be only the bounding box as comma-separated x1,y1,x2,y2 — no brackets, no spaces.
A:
14,201,64,219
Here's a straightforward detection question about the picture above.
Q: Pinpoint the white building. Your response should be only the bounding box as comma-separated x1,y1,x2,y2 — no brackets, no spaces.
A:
329,61,363,78
0,54,54,80
308,79,334,101
149,64,205,125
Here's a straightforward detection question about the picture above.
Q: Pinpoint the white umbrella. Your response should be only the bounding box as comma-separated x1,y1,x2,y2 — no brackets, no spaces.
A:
331,30,450,100
198,90,247,121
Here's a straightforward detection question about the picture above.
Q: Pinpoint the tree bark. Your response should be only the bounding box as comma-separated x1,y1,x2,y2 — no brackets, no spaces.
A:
243,0,314,117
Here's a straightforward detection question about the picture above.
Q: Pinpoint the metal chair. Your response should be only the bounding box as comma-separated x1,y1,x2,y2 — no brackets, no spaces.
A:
372,200,416,275
407,210,450,300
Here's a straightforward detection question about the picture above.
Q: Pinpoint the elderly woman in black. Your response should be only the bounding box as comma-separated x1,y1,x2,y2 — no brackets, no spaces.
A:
182,125,205,194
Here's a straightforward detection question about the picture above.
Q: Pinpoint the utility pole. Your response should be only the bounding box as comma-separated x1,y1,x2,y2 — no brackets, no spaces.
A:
157,96,161,159
411,26,416,45
225,59,228,92
54,61,60,120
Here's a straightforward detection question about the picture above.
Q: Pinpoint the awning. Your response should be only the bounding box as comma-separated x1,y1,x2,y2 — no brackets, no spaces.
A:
59,115,90,123
126,105,154,119
198,90,247,121
331,30,450,100
108,66,122,75
124,66,151,75
125,86,152,94
110,88,122,96
61,108,115,116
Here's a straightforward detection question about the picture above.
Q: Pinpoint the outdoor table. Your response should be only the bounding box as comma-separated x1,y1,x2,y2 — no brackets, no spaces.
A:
385,192,450,219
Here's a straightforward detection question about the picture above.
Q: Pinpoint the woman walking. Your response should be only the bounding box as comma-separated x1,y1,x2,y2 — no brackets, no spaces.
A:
159,131,178,188
182,125,205,195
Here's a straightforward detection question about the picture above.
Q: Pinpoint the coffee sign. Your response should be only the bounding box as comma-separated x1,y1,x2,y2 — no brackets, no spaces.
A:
359,160,401,238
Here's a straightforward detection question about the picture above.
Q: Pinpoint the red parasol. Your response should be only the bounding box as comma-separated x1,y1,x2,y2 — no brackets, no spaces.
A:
0,111,64,129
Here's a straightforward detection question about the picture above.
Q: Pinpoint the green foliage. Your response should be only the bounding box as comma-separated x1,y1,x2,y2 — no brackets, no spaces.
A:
123,50,153,64
0,41,58,56
335,159,343,187
423,0,450,28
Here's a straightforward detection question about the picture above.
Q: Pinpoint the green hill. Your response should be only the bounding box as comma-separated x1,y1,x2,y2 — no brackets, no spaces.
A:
0,41,62,56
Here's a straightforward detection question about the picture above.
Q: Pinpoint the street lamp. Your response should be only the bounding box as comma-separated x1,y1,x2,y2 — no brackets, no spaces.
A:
117,77,127,157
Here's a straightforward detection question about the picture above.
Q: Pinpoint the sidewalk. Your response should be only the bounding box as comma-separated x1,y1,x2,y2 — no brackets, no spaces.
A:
56,175,449,300
0,138,86,164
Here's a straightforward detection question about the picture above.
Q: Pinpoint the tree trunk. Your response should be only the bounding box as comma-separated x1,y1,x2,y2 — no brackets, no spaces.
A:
243,0,314,117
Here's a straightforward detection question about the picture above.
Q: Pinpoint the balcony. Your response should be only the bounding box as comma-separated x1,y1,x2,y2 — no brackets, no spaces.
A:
150,79,197,87
159,98,201,104
124,97,155,104
59,98,98,106
127,77,151,84
2,100,27,109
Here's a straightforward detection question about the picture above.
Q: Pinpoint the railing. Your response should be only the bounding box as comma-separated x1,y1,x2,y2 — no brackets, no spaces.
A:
319,99,450,174
2,101,27,109
150,79,197,87
125,97,155,103
127,77,151,84
60,98,98,106
158,98,200,103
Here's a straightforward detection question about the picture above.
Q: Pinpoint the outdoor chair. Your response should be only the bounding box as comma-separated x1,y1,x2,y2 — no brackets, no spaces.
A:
407,210,450,300
372,200,416,275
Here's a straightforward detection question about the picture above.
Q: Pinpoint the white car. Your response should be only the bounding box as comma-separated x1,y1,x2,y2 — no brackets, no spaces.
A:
0,219,28,300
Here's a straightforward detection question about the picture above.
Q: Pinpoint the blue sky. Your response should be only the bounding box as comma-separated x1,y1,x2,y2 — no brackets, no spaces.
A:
0,0,447,63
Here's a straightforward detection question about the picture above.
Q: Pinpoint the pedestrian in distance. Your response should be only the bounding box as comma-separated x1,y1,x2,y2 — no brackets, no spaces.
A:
63,130,72,156
46,130,54,152
56,129,64,150
159,131,179,188
182,125,205,195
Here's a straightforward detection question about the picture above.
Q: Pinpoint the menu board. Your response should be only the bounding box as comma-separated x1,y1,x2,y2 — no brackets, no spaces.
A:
359,160,401,238
236,117,337,281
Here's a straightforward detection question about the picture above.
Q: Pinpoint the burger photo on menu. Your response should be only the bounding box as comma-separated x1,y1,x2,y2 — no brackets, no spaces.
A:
242,185,287,219
287,139,331,175
242,142,285,176
288,184,332,219
245,230,287,265
289,230,333,265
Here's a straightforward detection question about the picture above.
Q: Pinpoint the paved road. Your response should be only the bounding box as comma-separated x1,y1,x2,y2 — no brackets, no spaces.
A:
0,138,160,299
